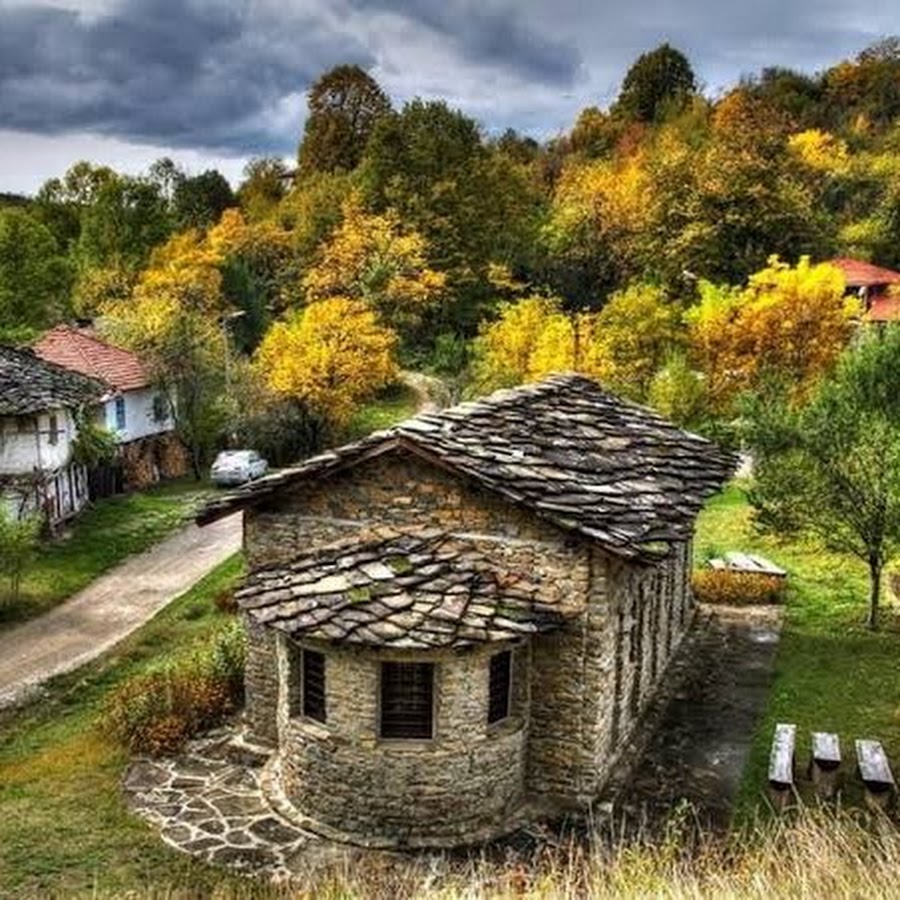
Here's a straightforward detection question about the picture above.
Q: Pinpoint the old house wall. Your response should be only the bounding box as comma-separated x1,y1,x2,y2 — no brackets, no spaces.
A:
275,637,531,845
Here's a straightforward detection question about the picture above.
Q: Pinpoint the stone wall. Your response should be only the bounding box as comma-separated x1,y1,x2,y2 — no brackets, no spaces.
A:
275,637,530,845
244,619,279,746
120,432,188,490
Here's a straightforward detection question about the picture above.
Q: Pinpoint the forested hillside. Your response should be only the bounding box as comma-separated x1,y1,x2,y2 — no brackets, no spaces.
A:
2,40,899,463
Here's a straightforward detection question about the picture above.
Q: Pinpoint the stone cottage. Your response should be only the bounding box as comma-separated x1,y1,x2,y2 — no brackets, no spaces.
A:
200,375,734,848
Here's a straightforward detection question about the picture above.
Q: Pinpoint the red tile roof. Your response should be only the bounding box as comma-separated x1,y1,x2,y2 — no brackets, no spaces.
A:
866,294,900,322
830,257,900,288
32,325,150,393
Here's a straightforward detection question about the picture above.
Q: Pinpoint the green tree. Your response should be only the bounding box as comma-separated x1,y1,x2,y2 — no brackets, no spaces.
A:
747,329,900,630
77,175,171,272
172,170,236,230
237,157,289,221
0,208,72,336
298,65,392,175
614,43,696,123
0,510,41,605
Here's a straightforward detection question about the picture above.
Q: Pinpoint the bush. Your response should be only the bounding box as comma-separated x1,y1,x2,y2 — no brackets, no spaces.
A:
103,621,246,756
691,568,785,605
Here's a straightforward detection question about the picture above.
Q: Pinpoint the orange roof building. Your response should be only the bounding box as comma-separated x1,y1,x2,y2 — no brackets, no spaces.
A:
33,325,150,394
830,257,900,323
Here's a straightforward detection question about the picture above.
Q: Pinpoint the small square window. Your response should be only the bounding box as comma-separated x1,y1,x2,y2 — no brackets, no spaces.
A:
47,414,59,446
488,650,512,724
114,396,126,431
380,662,434,739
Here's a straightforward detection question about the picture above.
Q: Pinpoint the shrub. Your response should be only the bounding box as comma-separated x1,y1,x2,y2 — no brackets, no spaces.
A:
103,620,246,756
213,588,239,614
691,568,785,605
0,509,41,604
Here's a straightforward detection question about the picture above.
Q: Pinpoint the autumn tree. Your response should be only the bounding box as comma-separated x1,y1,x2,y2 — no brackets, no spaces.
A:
303,192,445,338
584,284,683,400
747,327,900,629
687,257,857,413
255,298,398,424
298,65,392,175
238,157,289,221
614,44,696,123
0,208,72,337
279,171,354,270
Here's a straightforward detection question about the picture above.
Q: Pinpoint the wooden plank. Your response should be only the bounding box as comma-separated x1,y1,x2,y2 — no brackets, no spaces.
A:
856,739,895,790
725,551,759,570
708,558,727,570
747,554,788,577
769,723,796,790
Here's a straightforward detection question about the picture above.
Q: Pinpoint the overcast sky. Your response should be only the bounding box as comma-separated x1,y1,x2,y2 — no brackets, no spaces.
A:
1,0,896,194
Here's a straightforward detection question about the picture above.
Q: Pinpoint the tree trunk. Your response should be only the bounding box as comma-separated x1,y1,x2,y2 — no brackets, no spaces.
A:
867,558,882,631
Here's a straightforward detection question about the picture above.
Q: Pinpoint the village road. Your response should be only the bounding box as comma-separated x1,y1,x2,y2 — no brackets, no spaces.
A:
0,512,242,709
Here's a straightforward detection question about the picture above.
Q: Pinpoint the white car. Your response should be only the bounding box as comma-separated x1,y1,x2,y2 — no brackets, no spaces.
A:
210,450,268,487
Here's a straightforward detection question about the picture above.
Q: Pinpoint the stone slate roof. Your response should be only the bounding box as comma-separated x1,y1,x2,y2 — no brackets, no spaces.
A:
201,374,736,561
0,345,106,416
236,530,571,648
33,325,149,393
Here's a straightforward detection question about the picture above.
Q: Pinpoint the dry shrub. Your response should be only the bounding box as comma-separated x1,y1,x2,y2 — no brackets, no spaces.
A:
103,621,246,756
214,588,239,615
692,569,785,605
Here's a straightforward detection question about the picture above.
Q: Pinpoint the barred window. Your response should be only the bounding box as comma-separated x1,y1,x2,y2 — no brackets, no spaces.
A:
488,650,512,724
380,662,434,739
302,650,326,722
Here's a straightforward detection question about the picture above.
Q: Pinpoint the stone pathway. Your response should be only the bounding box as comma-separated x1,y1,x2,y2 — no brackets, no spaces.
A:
124,729,322,878
0,512,242,709
600,603,782,833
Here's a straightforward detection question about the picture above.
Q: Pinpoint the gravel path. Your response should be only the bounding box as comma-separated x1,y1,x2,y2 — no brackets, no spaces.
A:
0,512,242,709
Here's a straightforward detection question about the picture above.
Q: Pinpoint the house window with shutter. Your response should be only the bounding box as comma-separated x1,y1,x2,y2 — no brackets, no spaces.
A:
488,650,512,724
380,662,434,739
114,396,127,431
47,414,59,446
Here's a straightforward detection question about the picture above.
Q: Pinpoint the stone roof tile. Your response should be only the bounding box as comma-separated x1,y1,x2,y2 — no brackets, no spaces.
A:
235,531,572,648
201,374,736,561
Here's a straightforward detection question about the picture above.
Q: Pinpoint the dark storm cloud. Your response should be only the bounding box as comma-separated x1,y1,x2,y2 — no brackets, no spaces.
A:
348,0,583,86
0,0,375,153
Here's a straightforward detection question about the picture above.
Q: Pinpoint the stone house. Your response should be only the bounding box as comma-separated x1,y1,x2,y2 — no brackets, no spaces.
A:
0,345,104,525
830,257,900,324
200,375,734,848
33,325,187,490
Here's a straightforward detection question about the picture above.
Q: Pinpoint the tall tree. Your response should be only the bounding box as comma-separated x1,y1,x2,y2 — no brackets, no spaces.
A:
298,65,392,175
237,157,289,221
172,170,236,230
0,208,71,336
747,328,900,630
614,43,696,123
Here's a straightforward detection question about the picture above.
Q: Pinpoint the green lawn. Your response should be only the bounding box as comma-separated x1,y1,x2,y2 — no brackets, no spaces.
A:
346,383,419,440
0,554,251,897
0,479,213,630
694,485,900,814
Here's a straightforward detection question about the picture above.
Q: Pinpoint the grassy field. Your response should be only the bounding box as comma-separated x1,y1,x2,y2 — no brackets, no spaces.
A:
0,554,247,897
346,383,419,440
694,484,900,813
0,479,212,629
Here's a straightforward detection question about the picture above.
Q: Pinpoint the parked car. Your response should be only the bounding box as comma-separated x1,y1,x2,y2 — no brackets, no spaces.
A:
210,450,268,487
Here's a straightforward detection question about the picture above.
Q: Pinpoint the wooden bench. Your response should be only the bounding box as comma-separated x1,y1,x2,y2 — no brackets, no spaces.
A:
856,739,896,810
809,732,841,799
768,723,796,808
709,552,787,579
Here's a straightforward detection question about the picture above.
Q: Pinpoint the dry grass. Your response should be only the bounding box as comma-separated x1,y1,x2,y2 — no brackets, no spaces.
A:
89,807,900,900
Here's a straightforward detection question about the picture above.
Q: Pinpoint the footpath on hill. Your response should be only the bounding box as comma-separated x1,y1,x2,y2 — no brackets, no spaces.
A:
0,513,242,709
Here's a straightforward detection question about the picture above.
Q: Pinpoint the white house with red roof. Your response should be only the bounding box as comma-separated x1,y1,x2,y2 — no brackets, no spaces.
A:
830,257,900,323
32,325,186,489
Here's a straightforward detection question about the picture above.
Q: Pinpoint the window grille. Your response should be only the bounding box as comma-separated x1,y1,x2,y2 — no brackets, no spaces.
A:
488,650,512,724
380,662,434,739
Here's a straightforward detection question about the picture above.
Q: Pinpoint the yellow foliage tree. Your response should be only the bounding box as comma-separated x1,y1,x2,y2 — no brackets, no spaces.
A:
687,256,857,411
788,129,850,175
255,297,398,424
472,296,574,390
582,284,683,399
303,192,445,335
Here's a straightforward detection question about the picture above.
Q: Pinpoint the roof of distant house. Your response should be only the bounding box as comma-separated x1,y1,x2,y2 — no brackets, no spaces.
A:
0,345,105,416
201,374,736,562
830,257,900,288
236,529,573,649
32,325,150,393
